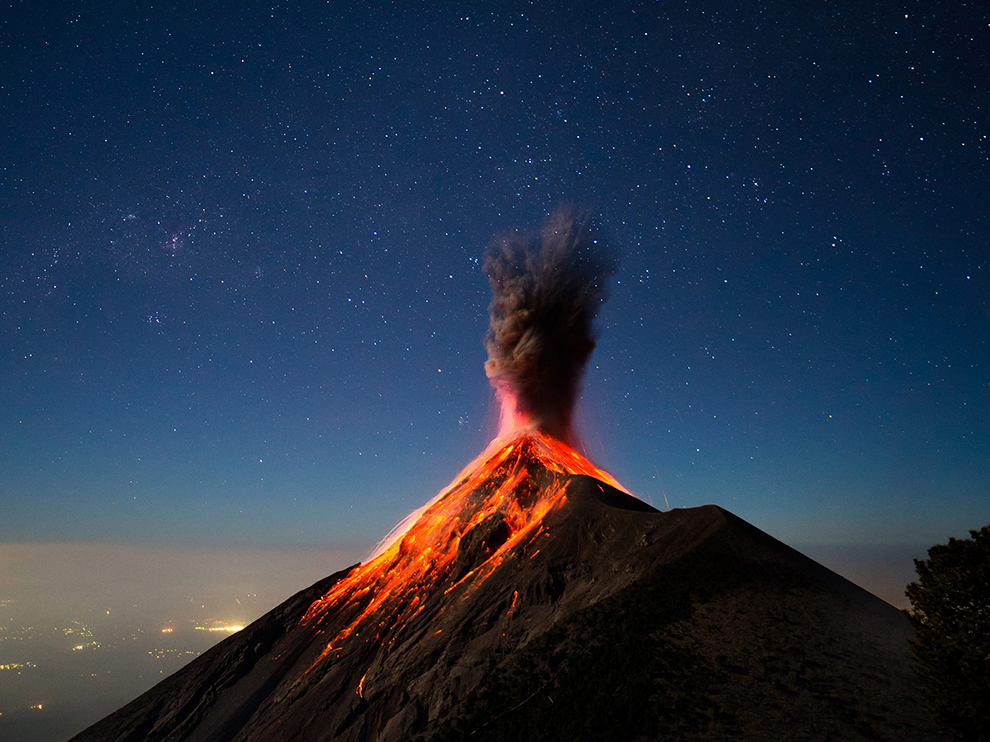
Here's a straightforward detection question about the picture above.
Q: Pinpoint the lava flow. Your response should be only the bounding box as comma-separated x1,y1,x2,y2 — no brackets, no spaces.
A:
300,430,624,667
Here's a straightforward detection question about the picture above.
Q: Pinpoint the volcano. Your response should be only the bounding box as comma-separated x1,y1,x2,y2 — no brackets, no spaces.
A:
70,432,942,742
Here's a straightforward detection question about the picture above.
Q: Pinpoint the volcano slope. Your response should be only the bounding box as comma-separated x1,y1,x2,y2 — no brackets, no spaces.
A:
71,435,942,742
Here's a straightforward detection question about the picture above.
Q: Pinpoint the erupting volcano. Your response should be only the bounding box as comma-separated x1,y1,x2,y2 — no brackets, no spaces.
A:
72,212,943,742
287,211,629,679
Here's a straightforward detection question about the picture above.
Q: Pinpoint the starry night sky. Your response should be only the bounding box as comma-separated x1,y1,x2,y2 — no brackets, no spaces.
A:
2,1,987,564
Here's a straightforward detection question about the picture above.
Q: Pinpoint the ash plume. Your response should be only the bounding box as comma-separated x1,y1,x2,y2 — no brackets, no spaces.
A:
483,208,617,445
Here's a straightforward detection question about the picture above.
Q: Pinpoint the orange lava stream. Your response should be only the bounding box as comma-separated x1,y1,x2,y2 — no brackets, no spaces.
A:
300,431,625,671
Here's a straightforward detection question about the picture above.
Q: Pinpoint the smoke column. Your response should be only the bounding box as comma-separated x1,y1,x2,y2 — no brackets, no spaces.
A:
483,208,617,446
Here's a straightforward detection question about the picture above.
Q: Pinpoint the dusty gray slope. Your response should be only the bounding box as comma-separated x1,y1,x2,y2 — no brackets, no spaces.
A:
70,477,941,742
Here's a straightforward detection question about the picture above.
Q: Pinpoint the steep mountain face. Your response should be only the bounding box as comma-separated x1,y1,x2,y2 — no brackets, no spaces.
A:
71,435,943,742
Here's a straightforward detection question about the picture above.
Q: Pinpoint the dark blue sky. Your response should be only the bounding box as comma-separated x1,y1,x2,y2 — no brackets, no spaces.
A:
2,0,987,556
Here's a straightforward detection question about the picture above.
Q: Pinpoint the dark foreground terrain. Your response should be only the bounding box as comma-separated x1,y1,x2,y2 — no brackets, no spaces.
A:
71,475,942,742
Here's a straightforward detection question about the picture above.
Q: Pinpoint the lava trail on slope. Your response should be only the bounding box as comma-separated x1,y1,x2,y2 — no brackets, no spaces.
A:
299,431,626,669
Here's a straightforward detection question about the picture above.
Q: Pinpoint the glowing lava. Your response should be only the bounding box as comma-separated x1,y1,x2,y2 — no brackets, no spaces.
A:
301,431,625,668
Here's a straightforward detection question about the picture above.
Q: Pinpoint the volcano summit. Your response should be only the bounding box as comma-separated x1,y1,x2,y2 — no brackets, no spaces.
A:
72,213,942,741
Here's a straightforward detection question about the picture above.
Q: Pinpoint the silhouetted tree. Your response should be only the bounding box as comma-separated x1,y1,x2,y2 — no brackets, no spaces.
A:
906,525,990,742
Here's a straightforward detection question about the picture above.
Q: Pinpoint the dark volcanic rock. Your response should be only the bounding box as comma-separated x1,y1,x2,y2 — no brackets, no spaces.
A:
451,513,512,582
70,477,943,742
